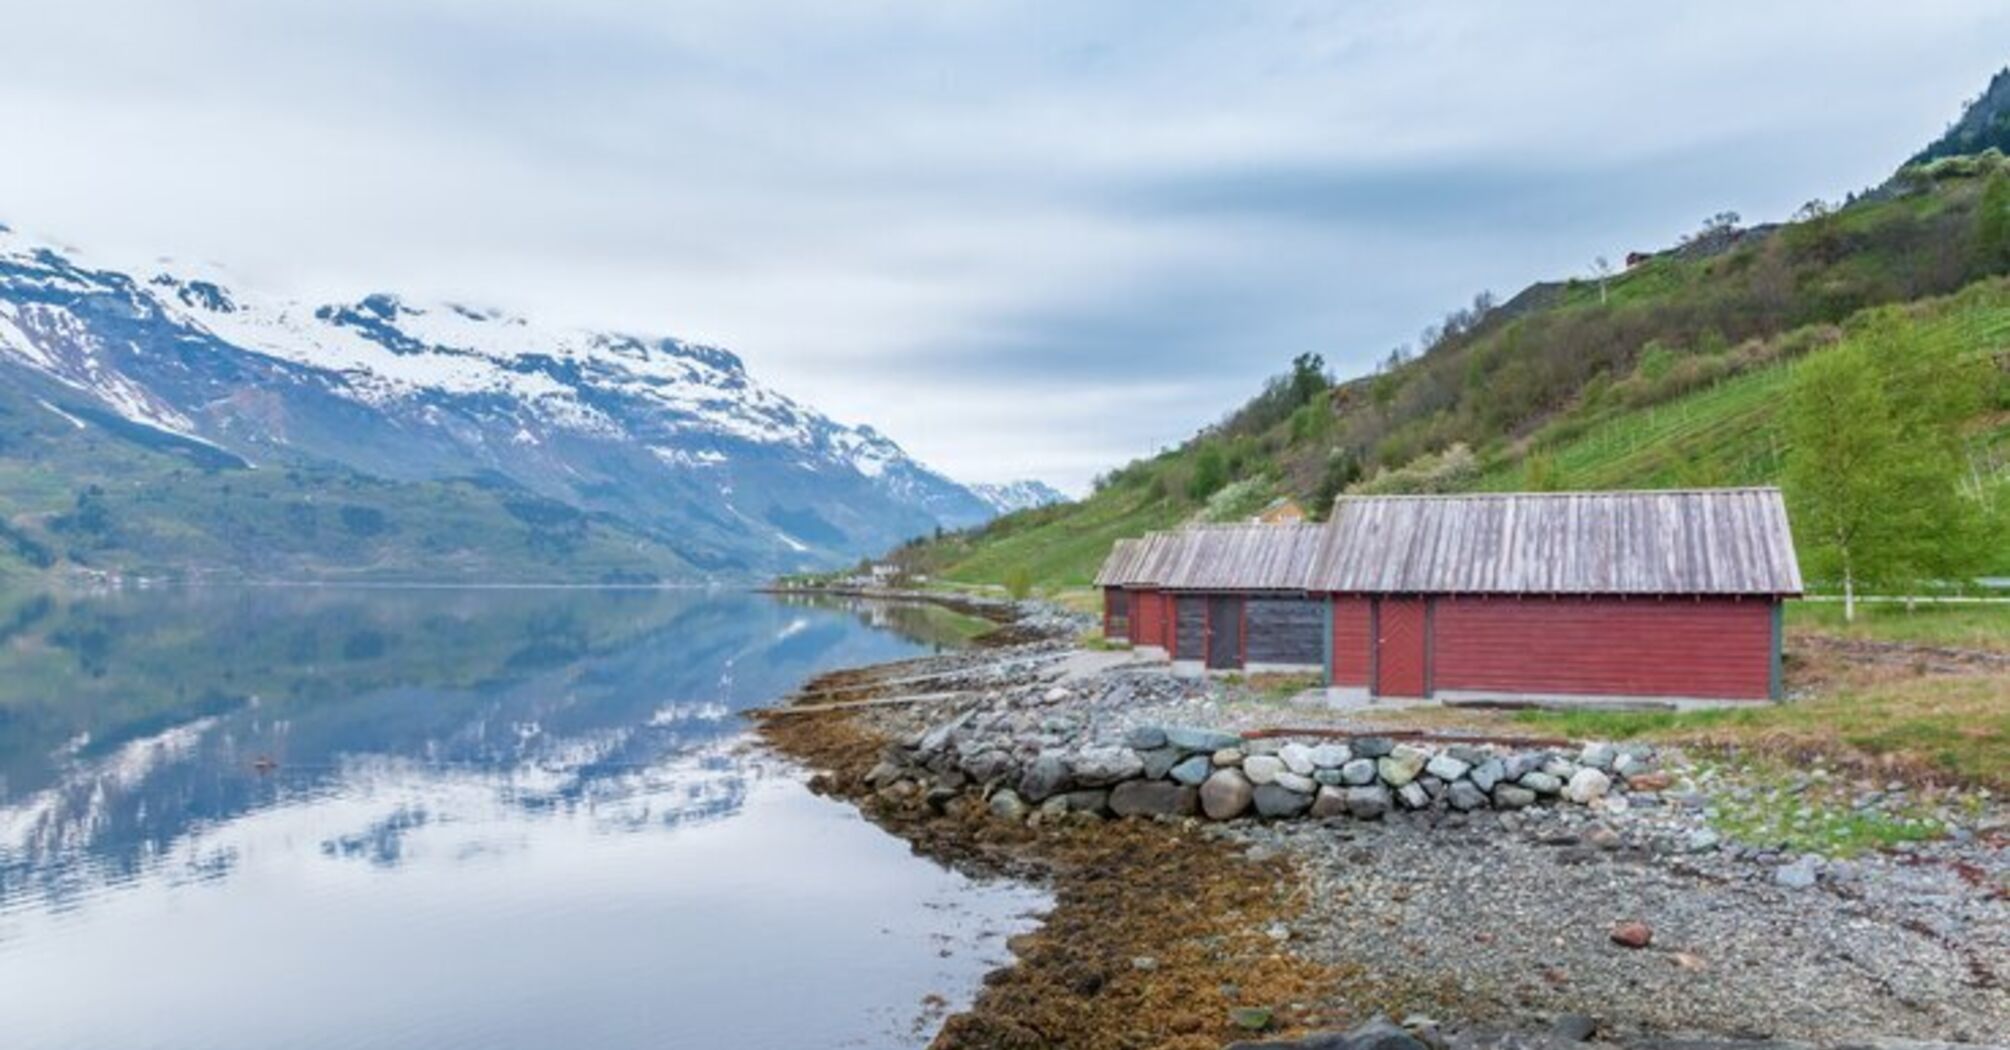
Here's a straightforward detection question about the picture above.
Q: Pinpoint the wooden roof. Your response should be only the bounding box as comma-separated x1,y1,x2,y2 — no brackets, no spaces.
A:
1091,537,1145,586
1156,523,1326,591
1307,488,1802,596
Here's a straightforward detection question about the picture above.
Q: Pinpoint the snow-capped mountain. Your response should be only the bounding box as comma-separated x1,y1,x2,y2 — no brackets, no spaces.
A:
969,480,1068,515
0,224,998,575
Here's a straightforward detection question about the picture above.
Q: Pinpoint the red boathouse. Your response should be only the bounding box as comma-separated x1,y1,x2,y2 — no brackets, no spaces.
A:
1309,489,1801,703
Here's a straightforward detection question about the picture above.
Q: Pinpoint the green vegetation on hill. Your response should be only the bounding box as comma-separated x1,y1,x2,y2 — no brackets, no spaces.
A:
900,152,2010,594
0,379,696,584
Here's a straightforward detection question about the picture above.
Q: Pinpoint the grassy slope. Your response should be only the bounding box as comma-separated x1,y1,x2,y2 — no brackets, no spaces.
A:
905,162,2010,594
0,379,696,583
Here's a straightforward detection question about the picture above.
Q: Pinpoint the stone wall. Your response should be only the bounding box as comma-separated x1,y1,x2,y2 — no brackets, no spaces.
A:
868,722,1668,826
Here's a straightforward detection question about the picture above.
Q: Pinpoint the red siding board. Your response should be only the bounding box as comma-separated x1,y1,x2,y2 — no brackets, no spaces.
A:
1330,597,1371,686
1432,596,1774,700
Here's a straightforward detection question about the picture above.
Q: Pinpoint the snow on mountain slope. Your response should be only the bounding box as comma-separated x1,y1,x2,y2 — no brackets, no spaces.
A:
0,224,997,574
969,480,1068,515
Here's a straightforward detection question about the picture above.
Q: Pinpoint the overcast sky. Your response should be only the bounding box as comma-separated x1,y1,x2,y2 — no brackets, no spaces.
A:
2,2,2006,492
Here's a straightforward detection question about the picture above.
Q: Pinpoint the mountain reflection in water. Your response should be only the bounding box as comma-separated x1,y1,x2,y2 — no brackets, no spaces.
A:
0,586,1041,1050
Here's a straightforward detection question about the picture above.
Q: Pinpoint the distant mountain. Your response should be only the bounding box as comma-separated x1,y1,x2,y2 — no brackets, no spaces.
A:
969,480,1068,515
0,226,999,580
1912,66,2010,166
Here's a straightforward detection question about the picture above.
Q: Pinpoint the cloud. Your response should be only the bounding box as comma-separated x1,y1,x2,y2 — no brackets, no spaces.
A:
2,0,2007,493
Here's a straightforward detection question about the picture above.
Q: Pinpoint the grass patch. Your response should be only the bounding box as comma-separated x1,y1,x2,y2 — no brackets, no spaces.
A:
1699,761,1948,857
1516,671,2010,790
1787,601,2010,652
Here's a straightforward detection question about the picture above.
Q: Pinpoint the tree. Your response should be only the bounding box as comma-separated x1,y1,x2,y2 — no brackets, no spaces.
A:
1975,168,2010,272
1187,443,1229,501
1287,352,1329,406
1782,311,1992,619
1003,565,1033,601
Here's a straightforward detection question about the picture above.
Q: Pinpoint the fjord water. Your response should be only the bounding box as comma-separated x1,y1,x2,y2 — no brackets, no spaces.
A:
0,587,1043,1050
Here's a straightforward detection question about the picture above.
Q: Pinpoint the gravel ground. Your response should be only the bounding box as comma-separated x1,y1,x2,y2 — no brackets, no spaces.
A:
1229,807,2006,1044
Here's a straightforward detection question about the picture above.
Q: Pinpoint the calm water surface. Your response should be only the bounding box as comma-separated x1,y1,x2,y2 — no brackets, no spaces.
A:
0,587,1044,1050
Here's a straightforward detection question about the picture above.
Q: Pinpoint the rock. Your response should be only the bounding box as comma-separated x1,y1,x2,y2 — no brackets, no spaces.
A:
916,712,969,757
1563,768,1612,805
1314,768,1346,786
1340,758,1379,786
1125,725,1168,750
1342,1016,1426,1050
1245,738,1282,756
1131,955,1158,972
1609,920,1653,949
1396,782,1430,810
1200,769,1256,820
1043,686,1071,703
1213,747,1247,767
1166,726,1243,752
1468,758,1505,793
1448,781,1489,811
1684,828,1722,853
1492,784,1536,809
1310,785,1350,818
1627,771,1675,792
1071,746,1145,787
1775,857,1820,890
1520,771,1563,796
1254,783,1314,818
1244,755,1286,785
1352,736,1396,758
1580,741,1617,770
1273,771,1317,794
988,789,1030,822
1110,779,1198,818
1018,752,1071,802
1425,754,1472,782
960,749,1015,784
1308,743,1351,768
1169,753,1213,786
1542,756,1579,780
1140,746,1183,780
1347,785,1393,819
1228,1005,1274,1032
1503,752,1544,781
1378,746,1428,787
865,759,904,788
1278,742,1317,776
1550,1014,1599,1042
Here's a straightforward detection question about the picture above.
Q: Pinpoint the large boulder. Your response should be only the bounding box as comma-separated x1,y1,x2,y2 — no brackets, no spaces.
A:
1200,768,1255,820
1165,726,1243,753
1424,753,1471,782
1169,753,1213,786
1253,784,1313,818
1340,758,1378,786
1278,742,1317,776
1351,736,1395,758
1563,767,1612,804
1308,743,1352,768
1071,746,1146,787
1018,752,1072,802
1448,781,1489,811
1243,755,1286,785
1309,785,1350,819
1110,780,1198,818
1519,771,1563,796
1346,784,1393,819
1377,745,1428,787
1492,784,1536,809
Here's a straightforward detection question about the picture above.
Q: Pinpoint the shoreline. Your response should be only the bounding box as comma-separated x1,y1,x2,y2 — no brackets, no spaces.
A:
756,590,2008,1050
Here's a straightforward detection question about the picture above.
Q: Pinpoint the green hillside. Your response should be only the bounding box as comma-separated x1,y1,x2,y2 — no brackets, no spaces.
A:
0,378,697,585
896,155,2010,594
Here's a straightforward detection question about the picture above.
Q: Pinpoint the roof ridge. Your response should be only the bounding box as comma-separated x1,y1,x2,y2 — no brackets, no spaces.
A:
1334,486,1782,503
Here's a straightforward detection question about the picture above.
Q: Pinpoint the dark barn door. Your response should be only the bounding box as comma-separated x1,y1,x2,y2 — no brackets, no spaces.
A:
1206,596,1243,669
1374,597,1429,697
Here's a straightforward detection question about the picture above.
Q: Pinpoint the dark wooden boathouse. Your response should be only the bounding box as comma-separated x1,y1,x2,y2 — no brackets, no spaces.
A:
1154,524,1326,671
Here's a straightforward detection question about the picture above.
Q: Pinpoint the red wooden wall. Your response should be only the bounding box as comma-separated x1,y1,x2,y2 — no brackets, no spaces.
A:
1374,598,1429,697
1329,597,1371,686
1431,596,1775,700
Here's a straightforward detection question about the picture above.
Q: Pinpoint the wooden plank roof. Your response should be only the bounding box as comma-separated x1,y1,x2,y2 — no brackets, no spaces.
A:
1091,537,1144,586
1306,488,1802,596
1156,523,1326,590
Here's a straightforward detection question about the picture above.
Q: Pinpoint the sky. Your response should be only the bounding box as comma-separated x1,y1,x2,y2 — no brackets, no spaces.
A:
2,2,2007,493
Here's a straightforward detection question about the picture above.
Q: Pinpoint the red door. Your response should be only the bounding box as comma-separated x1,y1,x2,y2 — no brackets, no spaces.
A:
1374,597,1429,697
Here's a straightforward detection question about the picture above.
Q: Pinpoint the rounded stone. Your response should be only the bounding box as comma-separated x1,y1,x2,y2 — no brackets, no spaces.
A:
1243,754,1286,785
1253,783,1313,818
1377,745,1428,787
1278,742,1317,776
1168,753,1213,786
1563,767,1612,805
1109,779,1198,818
1273,770,1317,794
1340,758,1378,786
1199,768,1255,820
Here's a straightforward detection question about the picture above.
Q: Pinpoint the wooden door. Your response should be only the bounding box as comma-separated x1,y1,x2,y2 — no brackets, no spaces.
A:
1374,597,1429,697
1206,596,1243,669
